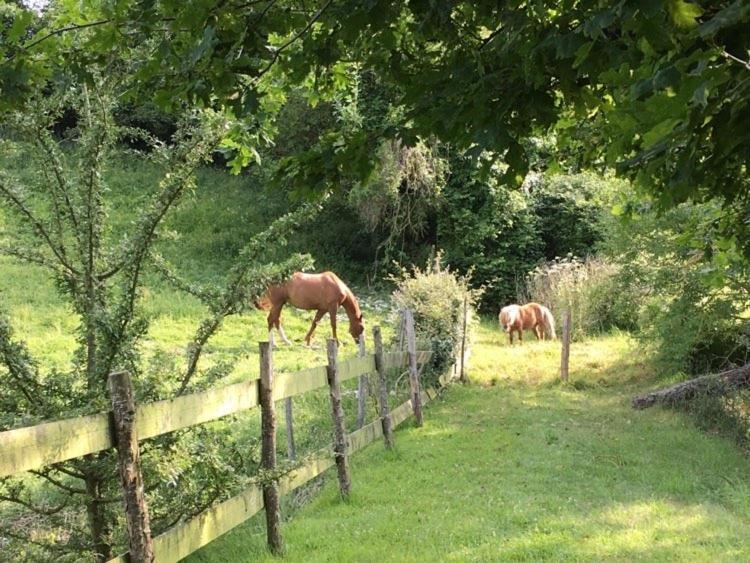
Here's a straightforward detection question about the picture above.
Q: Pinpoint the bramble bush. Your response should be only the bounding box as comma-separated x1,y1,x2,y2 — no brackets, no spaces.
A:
390,255,480,386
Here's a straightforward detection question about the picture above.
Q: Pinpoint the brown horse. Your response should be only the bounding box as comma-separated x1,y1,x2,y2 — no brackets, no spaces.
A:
254,271,364,346
498,302,555,345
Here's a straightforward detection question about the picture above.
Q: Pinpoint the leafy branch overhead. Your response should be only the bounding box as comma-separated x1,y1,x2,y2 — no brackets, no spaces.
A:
4,2,748,217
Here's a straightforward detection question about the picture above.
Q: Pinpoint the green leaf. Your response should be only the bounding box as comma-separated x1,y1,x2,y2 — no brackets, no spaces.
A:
699,0,750,38
573,41,594,69
667,0,703,29
691,83,708,107
642,118,681,148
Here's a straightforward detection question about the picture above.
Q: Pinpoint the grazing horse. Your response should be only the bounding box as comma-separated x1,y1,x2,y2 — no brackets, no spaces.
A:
254,271,364,346
498,302,556,345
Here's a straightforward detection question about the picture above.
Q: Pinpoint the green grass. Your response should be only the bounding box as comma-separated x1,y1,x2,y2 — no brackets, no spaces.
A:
189,321,750,562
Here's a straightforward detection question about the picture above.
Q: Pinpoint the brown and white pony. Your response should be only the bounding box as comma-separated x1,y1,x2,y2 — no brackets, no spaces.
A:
254,271,364,346
498,302,555,345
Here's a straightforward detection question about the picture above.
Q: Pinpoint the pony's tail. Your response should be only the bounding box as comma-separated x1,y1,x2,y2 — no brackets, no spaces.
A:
543,308,556,339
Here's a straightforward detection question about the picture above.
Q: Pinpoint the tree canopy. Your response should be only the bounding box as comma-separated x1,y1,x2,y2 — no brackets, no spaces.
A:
1,1,749,241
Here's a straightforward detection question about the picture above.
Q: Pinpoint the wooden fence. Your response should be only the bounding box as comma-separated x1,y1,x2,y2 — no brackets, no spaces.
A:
0,315,444,562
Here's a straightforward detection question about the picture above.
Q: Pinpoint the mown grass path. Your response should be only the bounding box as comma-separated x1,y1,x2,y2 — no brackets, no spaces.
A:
191,326,750,562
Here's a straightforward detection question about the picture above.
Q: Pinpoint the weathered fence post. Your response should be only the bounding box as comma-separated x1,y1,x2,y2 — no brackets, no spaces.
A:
107,371,155,563
560,310,571,382
284,398,296,461
356,333,368,429
404,309,424,427
326,339,352,499
259,342,283,554
460,292,469,384
372,326,394,449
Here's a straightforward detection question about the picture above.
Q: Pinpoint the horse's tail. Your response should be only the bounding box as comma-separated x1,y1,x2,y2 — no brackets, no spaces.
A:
542,307,556,339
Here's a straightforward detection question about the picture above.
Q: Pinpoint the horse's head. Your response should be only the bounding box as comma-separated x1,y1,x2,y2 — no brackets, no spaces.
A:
252,293,272,311
498,306,515,332
349,313,364,343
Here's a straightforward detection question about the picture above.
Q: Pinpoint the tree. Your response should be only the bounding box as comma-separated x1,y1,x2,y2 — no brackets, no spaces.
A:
0,75,312,560
4,2,748,201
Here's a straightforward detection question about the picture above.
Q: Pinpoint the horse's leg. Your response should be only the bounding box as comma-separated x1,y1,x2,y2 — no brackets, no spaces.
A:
304,309,327,346
277,321,292,346
268,304,291,346
329,307,340,345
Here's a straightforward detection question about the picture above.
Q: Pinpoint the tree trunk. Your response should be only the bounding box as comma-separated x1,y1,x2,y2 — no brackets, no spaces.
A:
108,371,155,562
632,363,750,409
84,469,112,561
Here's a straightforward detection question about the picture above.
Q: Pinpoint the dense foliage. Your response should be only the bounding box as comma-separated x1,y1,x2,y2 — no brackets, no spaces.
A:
0,78,313,561
1,0,750,557
391,257,479,386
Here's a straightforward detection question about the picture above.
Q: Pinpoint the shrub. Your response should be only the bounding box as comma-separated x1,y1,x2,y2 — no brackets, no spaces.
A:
391,255,480,386
523,256,637,338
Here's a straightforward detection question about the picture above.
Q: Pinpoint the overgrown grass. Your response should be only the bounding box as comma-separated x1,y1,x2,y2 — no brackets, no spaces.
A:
189,320,750,561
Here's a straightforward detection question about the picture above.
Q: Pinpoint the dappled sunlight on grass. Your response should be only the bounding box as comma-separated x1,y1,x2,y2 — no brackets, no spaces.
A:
191,319,750,562
471,318,646,390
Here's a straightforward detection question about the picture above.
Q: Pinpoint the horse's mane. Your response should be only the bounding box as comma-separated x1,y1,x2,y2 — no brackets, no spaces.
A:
342,287,362,318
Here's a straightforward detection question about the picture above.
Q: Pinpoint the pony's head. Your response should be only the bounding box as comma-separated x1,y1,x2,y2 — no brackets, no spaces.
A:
498,305,519,332
349,313,364,343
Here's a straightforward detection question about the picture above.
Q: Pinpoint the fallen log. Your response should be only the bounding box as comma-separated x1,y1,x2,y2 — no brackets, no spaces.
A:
632,363,750,409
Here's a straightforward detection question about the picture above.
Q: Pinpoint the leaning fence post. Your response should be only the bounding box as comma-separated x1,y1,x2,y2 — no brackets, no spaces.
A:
259,342,283,554
326,339,352,499
373,326,394,449
356,333,368,429
107,371,155,562
404,309,424,427
560,310,571,382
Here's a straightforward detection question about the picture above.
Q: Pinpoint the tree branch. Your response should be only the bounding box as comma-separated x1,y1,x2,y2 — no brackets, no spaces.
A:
29,470,87,496
0,494,68,516
250,0,333,85
0,178,79,276
722,49,750,71
16,19,112,54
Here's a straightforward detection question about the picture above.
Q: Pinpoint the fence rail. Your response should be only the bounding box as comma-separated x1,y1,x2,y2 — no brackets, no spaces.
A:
109,388,434,563
0,351,431,478
1,314,444,563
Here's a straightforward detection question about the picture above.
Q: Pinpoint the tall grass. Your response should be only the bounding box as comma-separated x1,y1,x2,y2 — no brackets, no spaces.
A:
523,256,636,339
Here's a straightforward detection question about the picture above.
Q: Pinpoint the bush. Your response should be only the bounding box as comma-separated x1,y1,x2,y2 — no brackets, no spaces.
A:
391,255,479,386
601,198,750,375
524,256,637,338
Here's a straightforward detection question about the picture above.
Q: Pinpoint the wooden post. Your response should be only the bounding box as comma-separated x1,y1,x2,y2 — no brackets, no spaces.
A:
398,313,406,350
404,309,423,427
356,333,368,429
460,292,469,383
284,397,296,462
373,326,394,449
560,310,571,382
326,339,352,499
107,371,155,563
259,342,283,554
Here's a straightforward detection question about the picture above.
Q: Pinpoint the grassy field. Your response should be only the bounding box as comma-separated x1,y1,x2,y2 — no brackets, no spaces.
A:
189,321,750,562
2,150,750,560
